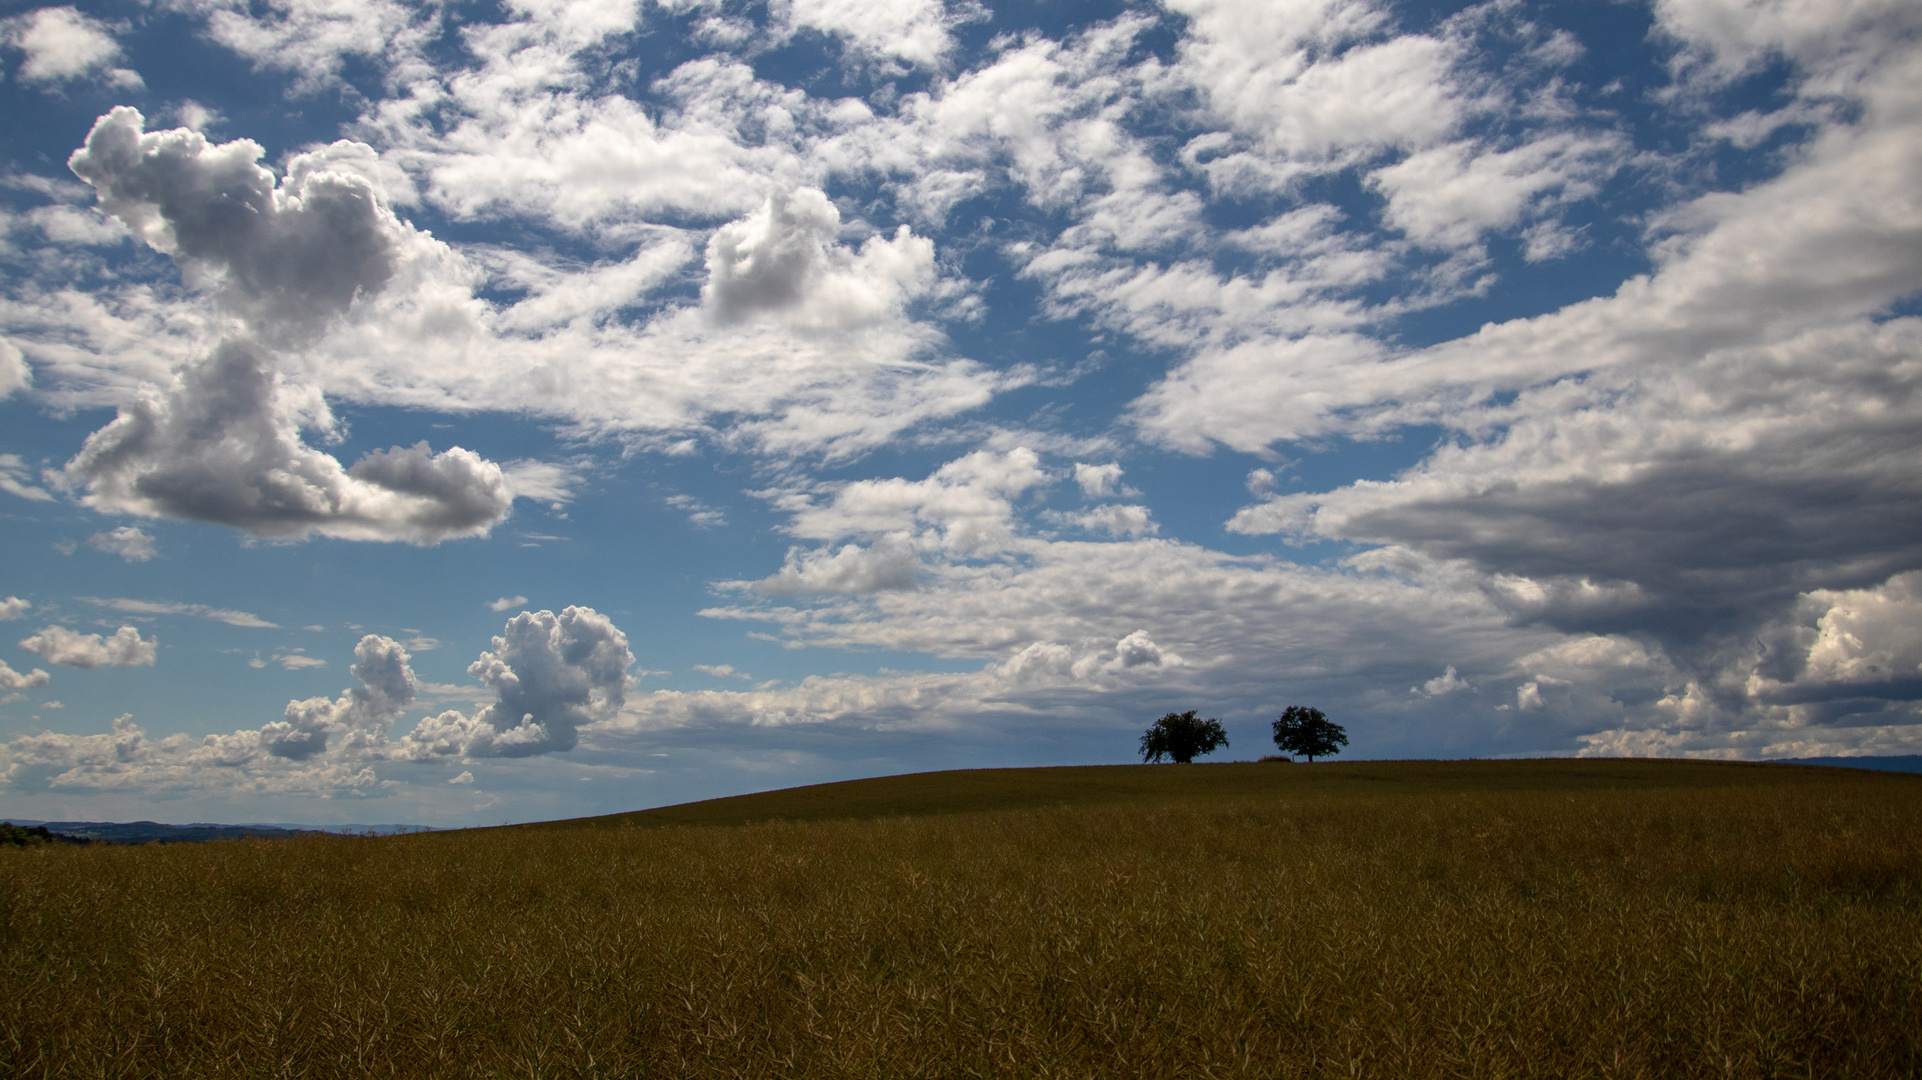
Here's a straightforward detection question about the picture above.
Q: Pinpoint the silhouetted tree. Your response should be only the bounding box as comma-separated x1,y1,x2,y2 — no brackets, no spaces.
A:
1272,706,1347,762
1139,710,1229,763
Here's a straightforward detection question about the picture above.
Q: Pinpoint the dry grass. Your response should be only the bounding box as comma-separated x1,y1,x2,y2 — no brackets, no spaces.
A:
3,760,1919,1078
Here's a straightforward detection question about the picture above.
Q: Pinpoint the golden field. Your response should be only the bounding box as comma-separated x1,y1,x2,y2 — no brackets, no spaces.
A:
3,759,1919,1078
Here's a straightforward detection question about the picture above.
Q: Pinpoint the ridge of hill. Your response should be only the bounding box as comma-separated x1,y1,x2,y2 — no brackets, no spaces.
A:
520,756,1888,832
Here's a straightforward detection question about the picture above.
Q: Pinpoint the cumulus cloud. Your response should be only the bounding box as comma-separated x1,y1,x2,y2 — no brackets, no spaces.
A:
65,343,514,543
68,109,406,344
487,595,528,612
4,6,142,87
1073,462,1125,498
1415,666,1470,696
397,607,634,759
0,660,51,690
757,533,921,595
19,625,156,668
0,597,29,620
263,635,417,760
704,187,935,332
55,108,520,544
86,526,155,562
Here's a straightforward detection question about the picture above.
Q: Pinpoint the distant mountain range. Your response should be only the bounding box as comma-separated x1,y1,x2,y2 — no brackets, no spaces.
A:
1,820,437,843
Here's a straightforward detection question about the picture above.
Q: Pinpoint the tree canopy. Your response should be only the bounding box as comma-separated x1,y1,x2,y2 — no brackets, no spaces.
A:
1139,710,1229,764
1272,706,1347,762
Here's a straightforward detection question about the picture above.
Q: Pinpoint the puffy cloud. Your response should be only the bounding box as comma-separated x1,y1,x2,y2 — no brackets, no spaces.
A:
396,607,634,759
262,634,416,760
1369,133,1627,254
64,343,513,543
756,533,921,595
54,108,521,543
774,447,1049,554
4,6,141,87
0,713,382,796
0,597,29,620
776,0,960,67
86,526,155,562
704,187,935,332
0,660,51,691
1073,463,1125,498
68,108,405,346
487,595,529,612
1414,666,1470,696
19,625,156,668
0,615,637,797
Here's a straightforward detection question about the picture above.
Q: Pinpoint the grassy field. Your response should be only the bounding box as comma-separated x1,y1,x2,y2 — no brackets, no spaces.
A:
3,759,1919,1078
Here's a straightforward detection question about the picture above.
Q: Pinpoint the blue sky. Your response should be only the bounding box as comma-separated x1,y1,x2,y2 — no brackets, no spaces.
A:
2,0,1919,827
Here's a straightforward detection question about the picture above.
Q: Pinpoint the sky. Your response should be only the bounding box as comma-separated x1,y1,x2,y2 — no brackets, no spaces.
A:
1,0,1919,828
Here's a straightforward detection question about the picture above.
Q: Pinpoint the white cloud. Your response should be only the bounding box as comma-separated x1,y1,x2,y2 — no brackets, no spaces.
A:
70,109,416,346
0,453,52,502
19,625,156,668
756,533,921,595
774,447,1049,554
79,596,276,629
86,526,156,562
665,494,727,528
263,635,415,759
5,6,142,87
60,108,521,543
1368,133,1627,253
167,0,443,94
65,345,515,543
1,341,32,402
0,597,29,620
1043,504,1157,537
704,187,935,332
1414,666,1470,696
1169,0,1462,181
394,607,634,759
487,595,528,612
0,660,51,690
775,0,960,68
1516,680,1546,711
1073,462,1124,498
448,769,474,784
275,652,328,670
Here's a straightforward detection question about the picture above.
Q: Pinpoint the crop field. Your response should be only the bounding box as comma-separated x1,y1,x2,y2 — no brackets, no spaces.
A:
3,759,1920,1078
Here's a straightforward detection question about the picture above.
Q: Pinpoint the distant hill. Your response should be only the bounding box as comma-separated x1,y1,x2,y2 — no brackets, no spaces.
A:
517,757,1909,833
1769,755,1922,774
0,820,436,843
